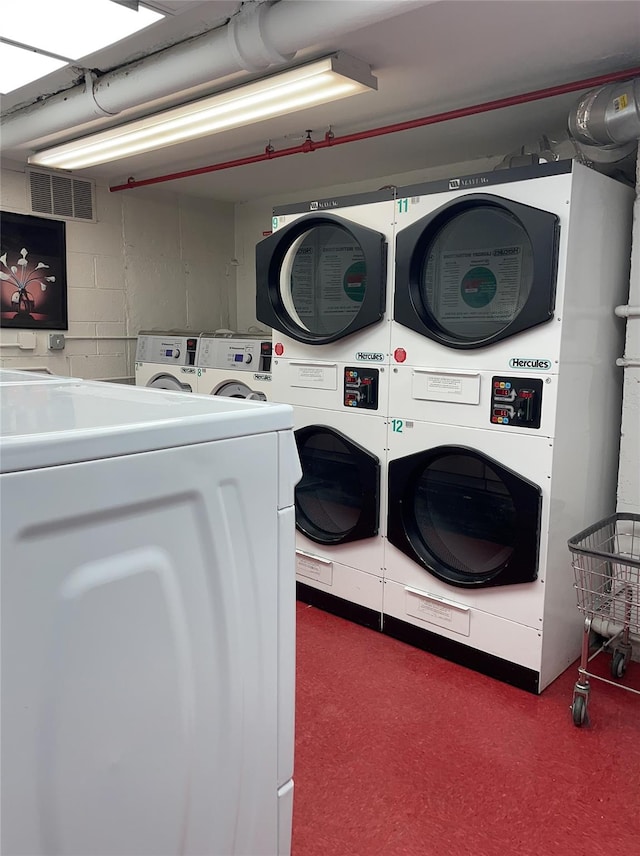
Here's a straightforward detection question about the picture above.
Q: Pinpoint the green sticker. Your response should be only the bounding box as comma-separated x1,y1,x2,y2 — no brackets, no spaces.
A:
343,261,366,303
461,267,497,308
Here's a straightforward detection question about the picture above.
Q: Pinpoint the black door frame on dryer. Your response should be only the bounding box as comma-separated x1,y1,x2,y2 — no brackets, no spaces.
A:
394,193,560,349
387,445,542,587
295,424,380,545
256,213,387,345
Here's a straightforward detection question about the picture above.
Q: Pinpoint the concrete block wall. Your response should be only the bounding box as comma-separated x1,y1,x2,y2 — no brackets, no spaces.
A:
0,164,236,380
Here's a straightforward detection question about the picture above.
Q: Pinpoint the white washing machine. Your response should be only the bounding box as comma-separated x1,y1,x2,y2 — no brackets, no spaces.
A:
197,334,273,400
391,160,634,374
0,370,301,855
293,404,387,629
135,331,200,391
256,187,397,373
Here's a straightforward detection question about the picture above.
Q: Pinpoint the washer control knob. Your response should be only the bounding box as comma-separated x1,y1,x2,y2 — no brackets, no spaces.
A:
174,349,180,359
245,353,253,364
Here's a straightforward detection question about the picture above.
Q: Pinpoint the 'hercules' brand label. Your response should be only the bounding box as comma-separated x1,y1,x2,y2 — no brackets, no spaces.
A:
180,367,196,374
509,358,552,370
253,373,272,382
355,351,385,362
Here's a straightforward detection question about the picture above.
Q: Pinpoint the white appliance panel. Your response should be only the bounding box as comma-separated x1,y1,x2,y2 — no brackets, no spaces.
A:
1,372,299,855
272,357,390,414
388,365,557,435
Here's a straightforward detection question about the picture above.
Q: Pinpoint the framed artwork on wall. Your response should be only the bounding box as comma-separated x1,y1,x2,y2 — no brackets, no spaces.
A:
1,211,68,330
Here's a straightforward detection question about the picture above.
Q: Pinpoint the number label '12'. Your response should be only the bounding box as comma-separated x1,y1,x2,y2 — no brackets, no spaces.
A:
391,419,404,433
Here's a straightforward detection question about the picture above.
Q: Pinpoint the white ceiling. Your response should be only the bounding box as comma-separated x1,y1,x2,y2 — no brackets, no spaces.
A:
1,0,639,203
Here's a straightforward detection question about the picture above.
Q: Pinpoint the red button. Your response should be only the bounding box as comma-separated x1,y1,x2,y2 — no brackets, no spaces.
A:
394,348,407,363
274,342,284,356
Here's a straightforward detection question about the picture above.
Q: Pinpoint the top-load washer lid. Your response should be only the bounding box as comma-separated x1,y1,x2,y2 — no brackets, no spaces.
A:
387,445,542,588
394,194,559,349
256,213,387,345
294,424,379,545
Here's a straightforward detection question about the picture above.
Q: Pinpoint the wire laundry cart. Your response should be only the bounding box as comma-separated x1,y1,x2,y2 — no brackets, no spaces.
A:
568,513,640,727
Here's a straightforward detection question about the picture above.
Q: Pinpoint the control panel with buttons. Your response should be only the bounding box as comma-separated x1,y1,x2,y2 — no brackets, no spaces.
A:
344,367,379,410
490,376,543,428
136,334,200,366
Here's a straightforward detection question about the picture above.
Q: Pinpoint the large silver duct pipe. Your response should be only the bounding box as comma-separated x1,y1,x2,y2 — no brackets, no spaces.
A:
569,77,640,147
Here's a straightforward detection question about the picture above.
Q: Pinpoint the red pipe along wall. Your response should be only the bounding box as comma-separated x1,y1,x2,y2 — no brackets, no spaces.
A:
110,65,640,192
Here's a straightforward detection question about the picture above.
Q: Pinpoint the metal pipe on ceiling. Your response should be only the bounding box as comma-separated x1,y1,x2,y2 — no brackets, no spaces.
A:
0,0,432,151
110,64,640,192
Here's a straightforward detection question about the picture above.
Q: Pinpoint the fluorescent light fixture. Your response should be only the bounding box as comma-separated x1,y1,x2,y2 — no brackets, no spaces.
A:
28,54,378,170
1,0,164,62
0,42,67,94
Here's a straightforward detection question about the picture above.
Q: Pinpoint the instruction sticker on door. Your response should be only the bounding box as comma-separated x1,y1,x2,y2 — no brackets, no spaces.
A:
425,244,524,323
405,587,470,636
296,551,333,585
290,362,338,390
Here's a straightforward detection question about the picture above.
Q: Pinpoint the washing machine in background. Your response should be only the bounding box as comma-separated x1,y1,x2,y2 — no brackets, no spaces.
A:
197,334,273,400
135,331,200,391
293,405,387,629
256,187,397,371
391,160,634,373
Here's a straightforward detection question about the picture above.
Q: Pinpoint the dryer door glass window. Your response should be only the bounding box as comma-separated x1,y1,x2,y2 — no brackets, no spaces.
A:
295,426,379,545
387,446,541,586
282,225,367,337
414,452,517,578
422,207,534,342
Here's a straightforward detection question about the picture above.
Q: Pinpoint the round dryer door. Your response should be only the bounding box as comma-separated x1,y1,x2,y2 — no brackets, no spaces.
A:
294,425,379,545
214,380,266,401
148,375,192,392
256,214,387,344
387,446,541,587
395,193,559,348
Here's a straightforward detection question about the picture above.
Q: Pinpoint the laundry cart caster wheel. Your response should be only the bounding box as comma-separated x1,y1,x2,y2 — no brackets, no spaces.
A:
611,651,627,679
572,695,587,727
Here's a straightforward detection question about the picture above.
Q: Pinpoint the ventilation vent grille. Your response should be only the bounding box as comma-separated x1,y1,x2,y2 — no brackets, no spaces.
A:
28,170,96,222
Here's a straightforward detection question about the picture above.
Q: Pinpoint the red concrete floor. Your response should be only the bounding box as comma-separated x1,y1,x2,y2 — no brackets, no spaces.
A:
292,603,640,856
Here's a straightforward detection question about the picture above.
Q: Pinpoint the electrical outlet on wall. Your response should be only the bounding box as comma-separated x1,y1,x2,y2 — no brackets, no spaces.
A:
48,333,65,350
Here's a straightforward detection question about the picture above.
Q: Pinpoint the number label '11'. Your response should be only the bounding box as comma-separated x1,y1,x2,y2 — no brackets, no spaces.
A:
397,198,408,214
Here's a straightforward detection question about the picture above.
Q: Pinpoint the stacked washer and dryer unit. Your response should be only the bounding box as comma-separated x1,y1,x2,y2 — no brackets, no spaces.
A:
256,189,397,628
385,160,634,692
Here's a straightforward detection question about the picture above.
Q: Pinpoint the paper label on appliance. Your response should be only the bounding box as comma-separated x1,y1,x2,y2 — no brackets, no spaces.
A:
412,371,480,404
425,244,524,323
290,238,366,325
253,373,271,382
290,364,338,390
405,589,470,636
296,552,333,585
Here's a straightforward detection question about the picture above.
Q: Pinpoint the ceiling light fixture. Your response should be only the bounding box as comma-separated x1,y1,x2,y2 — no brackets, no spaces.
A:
28,53,377,171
